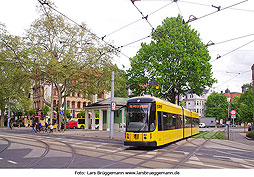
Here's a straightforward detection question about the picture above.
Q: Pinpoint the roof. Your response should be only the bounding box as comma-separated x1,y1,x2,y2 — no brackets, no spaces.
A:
128,96,183,109
85,97,129,107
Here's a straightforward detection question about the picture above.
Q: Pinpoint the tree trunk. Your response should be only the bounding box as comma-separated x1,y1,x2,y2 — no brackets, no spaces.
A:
56,82,63,131
166,89,177,104
1,107,5,126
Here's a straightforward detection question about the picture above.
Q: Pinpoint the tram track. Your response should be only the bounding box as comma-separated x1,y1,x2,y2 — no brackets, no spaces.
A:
23,138,50,168
173,130,218,168
0,132,127,169
102,131,216,168
0,133,77,168
1,130,253,169
0,134,50,168
0,136,11,154
174,130,254,169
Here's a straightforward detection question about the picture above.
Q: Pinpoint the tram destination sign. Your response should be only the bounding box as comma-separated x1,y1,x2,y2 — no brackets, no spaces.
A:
129,104,149,109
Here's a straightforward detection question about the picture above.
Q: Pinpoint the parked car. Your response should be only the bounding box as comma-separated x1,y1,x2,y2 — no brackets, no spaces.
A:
248,126,254,131
199,123,205,128
217,124,226,128
66,121,78,129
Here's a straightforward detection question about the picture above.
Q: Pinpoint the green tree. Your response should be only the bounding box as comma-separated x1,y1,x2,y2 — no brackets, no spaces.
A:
114,66,128,98
28,109,36,117
0,23,32,126
41,105,50,117
205,92,228,121
24,2,117,128
127,15,216,103
80,109,85,118
230,95,240,122
238,83,253,123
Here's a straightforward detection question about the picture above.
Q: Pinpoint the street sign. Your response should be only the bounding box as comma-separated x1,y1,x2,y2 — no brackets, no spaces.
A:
230,110,237,115
111,102,116,111
59,110,64,115
231,115,236,119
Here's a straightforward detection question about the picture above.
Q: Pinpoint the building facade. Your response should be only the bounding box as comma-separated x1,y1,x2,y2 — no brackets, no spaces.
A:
180,88,215,118
31,81,109,121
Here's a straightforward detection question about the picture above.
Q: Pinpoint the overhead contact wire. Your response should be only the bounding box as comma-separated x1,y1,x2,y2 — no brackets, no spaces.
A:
104,1,173,39
37,0,130,67
211,38,254,62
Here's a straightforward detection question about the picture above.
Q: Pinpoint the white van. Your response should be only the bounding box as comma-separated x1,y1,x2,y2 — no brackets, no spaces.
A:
199,123,205,128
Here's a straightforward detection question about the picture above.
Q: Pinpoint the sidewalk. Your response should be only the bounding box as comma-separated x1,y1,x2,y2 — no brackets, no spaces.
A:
231,131,254,146
54,129,125,141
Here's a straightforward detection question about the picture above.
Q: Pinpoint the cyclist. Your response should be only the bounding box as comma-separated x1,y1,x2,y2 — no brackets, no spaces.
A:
44,122,48,132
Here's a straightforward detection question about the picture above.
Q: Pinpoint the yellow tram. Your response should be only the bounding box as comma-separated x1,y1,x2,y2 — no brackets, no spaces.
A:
124,96,199,147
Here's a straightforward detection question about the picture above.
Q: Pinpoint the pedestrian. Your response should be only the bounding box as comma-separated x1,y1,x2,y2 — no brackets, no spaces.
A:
9,121,13,130
38,122,42,132
61,122,64,132
45,122,48,132
35,123,39,132
31,123,37,133
49,123,53,133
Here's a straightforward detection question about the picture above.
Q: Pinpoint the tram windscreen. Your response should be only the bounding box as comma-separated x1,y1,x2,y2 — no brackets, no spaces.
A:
126,103,155,132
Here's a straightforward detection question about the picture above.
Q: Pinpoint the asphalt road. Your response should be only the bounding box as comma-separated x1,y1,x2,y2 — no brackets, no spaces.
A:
0,128,253,169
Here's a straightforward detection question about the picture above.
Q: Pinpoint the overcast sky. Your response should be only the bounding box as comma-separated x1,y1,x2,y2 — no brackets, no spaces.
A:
1,0,253,93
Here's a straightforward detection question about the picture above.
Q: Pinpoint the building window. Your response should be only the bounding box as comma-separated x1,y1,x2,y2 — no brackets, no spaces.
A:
88,102,91,106
77,92,81,97
53,100,56,107
67,101,70,108
53,88,57,95
77,101,81,109
98,92,104,99
72,91,75,97
83,102,86,108
72,101,75,109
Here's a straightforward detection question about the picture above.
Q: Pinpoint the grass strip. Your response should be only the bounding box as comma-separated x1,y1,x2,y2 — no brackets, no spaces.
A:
193,131,226,140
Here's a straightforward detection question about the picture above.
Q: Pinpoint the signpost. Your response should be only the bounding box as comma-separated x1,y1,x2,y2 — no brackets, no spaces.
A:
110,71,114,139
111,102,116,111
59,110,64,116
230,110,237,140
230,110,236,116
230,109,236,126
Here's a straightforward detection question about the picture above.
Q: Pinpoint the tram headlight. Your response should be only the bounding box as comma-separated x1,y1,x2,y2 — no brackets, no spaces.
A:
126,133,129,139
143,134,147,140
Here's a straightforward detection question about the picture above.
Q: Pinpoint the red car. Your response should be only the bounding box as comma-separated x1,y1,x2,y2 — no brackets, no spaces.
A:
66,121,78,129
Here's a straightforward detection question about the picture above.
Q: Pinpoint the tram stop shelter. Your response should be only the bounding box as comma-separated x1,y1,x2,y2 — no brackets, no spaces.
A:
84,97,129,131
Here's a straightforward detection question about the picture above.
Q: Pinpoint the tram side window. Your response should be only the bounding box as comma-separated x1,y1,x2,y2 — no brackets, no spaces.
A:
149,108,156,131
177,115,183,129
158,111,182,131
158,112,163,131
193,118,199,127
185,117,192,128
164,112,173,130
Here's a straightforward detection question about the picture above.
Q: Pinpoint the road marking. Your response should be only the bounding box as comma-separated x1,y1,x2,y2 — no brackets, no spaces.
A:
8,160,17,164
230,157,254,168
156,157,179,162
0,157,3,160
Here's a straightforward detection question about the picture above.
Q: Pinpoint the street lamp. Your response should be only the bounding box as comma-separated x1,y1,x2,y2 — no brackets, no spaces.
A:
252,64,254,127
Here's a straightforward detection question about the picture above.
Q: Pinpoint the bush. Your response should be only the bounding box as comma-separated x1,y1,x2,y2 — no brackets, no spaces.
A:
246,130,254,140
